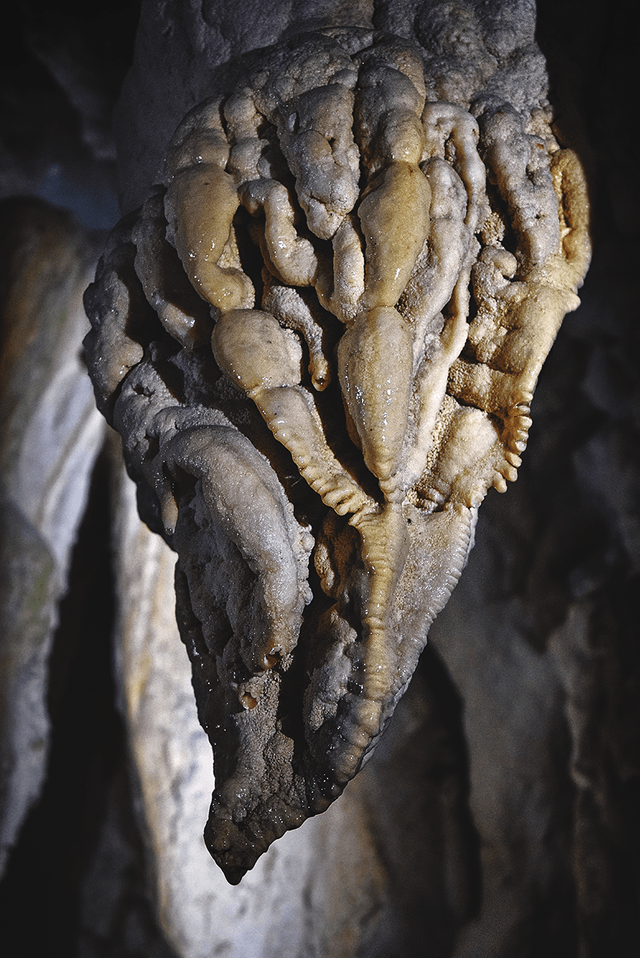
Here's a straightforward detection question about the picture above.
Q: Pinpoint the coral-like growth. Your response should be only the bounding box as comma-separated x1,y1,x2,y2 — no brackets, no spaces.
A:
84,27,589,883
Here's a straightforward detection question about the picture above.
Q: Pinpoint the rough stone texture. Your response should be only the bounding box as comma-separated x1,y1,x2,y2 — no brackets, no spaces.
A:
0,197,105,874
115,0,551,215
112,460,476,957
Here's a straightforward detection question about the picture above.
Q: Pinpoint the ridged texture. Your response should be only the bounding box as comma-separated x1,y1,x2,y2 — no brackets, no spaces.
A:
84,25,590,882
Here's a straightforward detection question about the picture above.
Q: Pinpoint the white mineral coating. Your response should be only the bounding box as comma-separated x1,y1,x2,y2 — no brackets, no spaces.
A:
0,198,105,875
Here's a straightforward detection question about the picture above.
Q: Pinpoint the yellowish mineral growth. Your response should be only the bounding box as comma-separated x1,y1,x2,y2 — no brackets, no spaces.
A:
156,30,590,786
212,308,372,516
80,13,596,887
358,162,431,309
241,179,322,287
165,165,253,312
132,190,212,348
79,28,593,875
337,307,414,487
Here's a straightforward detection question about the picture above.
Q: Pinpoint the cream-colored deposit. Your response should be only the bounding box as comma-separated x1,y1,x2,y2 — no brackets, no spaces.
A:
84,25,590,882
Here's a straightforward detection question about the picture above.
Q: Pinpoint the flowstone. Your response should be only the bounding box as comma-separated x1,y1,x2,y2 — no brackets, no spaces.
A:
84,21,589,882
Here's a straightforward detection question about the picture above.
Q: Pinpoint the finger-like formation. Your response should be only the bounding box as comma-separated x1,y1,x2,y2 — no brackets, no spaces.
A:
84,27,590,883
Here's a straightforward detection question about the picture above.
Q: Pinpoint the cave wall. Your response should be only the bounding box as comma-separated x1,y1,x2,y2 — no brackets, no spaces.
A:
0,2,638,956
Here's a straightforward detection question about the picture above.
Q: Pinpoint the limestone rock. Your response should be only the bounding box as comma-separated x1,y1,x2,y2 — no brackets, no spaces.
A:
84,9,590,882
0,197,105,874
112,459,475,955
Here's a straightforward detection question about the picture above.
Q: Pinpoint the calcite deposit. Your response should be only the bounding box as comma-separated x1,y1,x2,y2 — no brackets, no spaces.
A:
84,25,590,882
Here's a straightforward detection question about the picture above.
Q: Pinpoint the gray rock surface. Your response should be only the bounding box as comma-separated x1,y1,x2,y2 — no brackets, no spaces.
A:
112,460,475,957
0,197,105,874
115,0,540,213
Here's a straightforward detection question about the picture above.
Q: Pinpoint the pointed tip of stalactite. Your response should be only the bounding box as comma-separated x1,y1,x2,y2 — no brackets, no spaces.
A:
206,806,300,885
221,863,249,886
